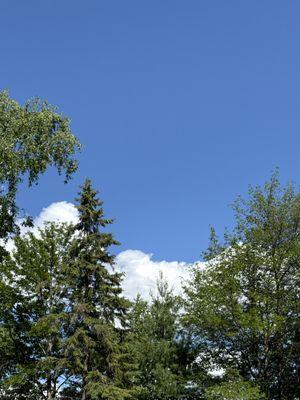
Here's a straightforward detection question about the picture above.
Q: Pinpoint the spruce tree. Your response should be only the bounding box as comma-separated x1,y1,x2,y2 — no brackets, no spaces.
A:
128,274,190,400
62,179,131,400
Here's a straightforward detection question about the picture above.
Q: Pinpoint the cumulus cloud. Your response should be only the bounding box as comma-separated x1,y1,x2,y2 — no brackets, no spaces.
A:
6,201,79,252
115,250,198,300
33,201,79,228
13,202,201,299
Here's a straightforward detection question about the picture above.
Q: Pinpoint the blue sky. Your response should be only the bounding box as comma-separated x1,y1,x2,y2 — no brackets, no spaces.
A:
1,1,300,262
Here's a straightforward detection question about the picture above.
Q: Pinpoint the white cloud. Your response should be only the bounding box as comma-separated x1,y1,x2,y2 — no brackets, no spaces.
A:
5,201,79,252
115,249,197,300
13,202,201,300
32,201,79,230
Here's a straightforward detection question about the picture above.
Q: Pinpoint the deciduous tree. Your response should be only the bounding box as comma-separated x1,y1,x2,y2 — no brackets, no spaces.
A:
185,173,300,399
0,223,73,399
0,91,80,245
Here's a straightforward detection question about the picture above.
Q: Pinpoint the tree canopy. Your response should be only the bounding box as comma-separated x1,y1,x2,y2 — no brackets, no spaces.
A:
0,92,299,399
184,172,300,399
0,91,80,243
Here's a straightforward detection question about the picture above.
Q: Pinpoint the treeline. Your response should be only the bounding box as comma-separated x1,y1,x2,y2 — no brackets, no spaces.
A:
0,92,299,400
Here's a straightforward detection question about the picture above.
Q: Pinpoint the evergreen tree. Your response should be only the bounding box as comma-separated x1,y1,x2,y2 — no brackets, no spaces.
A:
184,173,300,399
128,274,191,400
62,179,132,400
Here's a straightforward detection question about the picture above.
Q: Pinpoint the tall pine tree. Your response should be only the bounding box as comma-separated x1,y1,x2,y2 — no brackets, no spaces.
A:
62,179,132,400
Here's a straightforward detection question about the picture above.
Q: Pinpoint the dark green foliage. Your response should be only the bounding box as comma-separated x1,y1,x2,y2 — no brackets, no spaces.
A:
62,179,133,400
0,101,299,400
184,173,300,399
0,181,135,400
128,274,193,400
0,223,73,399
0,91,80,398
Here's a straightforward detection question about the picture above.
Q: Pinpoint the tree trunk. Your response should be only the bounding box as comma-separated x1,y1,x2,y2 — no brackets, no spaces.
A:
81,355,89,400
47,376,52,400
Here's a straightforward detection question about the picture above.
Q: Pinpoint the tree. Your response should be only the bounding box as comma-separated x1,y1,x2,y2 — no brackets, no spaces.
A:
0,91,80,245
62,179,132,400
0,90,80,398
0,223,73,399
184,173,300,399
128,274,192,400
205,377,265,400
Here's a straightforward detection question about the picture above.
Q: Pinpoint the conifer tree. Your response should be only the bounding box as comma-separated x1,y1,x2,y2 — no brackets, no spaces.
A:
62,179,132,400
128,274,190,400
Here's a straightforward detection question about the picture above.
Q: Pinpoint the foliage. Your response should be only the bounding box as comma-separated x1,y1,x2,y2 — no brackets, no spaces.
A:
0,91,80,399
0,90,80,243
0,223,73,399
205,377,265,400
128,274,194,400
0,95,299,400
61,179,133,400
184,172,300,399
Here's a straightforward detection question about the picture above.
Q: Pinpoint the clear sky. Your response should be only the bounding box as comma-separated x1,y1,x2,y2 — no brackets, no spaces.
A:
1,1,300,262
